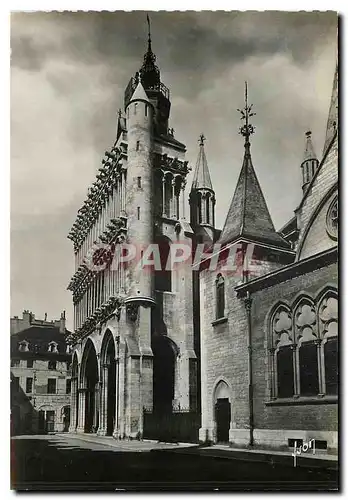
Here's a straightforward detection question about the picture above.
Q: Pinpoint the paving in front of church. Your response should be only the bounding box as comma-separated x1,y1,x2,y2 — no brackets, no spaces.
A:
11,434,338,491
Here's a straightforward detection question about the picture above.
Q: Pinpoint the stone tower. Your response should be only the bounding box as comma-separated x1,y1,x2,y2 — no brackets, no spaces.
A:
301,130,319,193
189,134,216,243
67,20,199,440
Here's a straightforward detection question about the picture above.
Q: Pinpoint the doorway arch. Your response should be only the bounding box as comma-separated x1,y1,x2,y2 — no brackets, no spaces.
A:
152,335,178,414
101,330,116,436
214,379,231,443
81,339,99,433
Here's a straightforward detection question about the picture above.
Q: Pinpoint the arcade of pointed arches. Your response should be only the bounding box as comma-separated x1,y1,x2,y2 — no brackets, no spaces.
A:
69,327,180,436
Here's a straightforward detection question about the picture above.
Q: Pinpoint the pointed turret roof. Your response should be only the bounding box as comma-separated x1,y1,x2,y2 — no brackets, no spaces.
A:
191,134,213,191
322,62,338,156
302,130,317,163
218,82,290,249
128,80,151,105
218,146,289,248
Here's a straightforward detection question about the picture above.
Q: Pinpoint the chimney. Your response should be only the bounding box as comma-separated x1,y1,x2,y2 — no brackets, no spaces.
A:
59,311,66,334
22,310,32,328
44,312,47,321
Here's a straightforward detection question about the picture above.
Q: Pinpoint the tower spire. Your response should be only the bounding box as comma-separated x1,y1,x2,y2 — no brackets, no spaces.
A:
301,130,319,193
147,14,152,52
218,84,289,249
190,134,215,236
191,133,213,191
140,14,161,91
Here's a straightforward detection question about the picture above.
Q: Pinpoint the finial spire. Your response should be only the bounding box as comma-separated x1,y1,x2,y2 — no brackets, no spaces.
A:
146,14,152,51
199,133,206,146
237,81,256,149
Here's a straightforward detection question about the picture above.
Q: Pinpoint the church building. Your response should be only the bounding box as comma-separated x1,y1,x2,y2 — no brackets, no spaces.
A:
198,66,338,452
67,23,338,451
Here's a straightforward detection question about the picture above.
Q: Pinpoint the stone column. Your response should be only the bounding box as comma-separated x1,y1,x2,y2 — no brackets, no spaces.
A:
180,180,186,220
113,344,120,438
114,338,126,439
76,388,87,433
98,364,109,435
93,382,99,433
162,174,166,217
171,178,176,218
68,376,78,433
316,339,325,396
121,169,127,216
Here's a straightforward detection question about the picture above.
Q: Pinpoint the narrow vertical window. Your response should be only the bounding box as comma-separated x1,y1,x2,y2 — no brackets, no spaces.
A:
277,347,294,398
324,337,338,395
136,141,140,151
134,103,138,115
137,176,141,188
47,378,57,394
299,341,319,396
137,207,140,220
26,377,33,394
66,379,72,395
145,104,148,117
216,274,225,319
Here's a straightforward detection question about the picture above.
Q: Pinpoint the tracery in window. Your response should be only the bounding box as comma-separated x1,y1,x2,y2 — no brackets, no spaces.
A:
268,290,338,401
326,196,338,240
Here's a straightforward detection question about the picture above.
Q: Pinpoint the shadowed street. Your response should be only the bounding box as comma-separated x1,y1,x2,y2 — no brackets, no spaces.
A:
11,435,338,491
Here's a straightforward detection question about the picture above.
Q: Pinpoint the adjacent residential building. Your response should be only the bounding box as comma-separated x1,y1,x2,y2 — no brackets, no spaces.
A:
10,311,72,435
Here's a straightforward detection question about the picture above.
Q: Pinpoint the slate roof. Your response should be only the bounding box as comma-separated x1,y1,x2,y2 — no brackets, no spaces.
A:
322,62,338,157
303,132,318,163
129,81,151,105
218,145,291,249
191,139,213,191
11,325,71,357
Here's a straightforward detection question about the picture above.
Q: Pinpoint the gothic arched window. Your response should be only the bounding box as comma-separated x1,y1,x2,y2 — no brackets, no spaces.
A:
206,193,210,225
268,289,338,401
318,292,338,395
295,300,319,396
216,274,225,319
271,306,294,399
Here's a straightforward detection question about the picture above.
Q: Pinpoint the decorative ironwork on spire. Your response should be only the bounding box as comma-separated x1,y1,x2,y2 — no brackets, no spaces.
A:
199,133,206,146
140,14,161,90
237,81,256,149
147,14,152,53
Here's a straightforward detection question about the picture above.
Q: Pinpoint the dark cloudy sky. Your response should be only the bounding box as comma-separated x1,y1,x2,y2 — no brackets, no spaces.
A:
10,11,337,330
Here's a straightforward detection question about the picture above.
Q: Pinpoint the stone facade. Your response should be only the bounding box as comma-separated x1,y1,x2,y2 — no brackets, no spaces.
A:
66,30,338,450
67,37,201,440
10,311,72,435
199,62,338,452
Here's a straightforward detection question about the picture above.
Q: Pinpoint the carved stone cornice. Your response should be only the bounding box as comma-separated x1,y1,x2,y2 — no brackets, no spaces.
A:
154,153,190,176
67,146,124,250
72,297,124,342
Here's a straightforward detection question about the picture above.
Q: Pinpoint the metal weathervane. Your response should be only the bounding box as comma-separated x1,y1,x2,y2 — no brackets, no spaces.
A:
237,81,256,145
